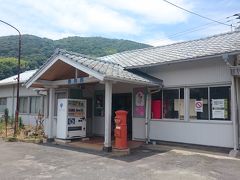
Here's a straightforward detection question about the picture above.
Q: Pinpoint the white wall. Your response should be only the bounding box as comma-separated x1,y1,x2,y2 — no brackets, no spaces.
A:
92,117,105,136
149,120,234,148
144,57,231,87
0,84,47,131
112,83,139,94
0,85,38,97
142,57,234,147
132,118,145,140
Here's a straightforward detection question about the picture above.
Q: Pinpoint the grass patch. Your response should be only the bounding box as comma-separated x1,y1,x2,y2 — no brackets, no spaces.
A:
0,114,46,144
0,122,3,132
4,136,17,142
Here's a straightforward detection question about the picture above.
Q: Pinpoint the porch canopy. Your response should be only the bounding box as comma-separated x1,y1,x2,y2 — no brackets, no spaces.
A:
25,48,162,151
25,49,162,88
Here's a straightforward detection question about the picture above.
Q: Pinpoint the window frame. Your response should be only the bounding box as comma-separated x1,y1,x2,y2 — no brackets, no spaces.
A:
151,87,184,121
29,96,42,115
0,98,7,112
189,87,209,120
188,84,231,122
19,96,29,114
150,84,232,123
94,90,105,117
209,86,231,121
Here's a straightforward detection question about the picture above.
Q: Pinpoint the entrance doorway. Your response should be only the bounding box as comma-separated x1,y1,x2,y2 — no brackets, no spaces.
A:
112,93,132,139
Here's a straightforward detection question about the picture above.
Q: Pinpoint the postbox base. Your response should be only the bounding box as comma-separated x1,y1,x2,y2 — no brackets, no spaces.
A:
114,147,128,150
115,140,128,150
114,145,128,150
113,147,130,155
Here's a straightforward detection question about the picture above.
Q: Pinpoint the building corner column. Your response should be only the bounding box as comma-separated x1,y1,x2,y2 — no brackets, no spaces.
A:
103,81,112,152
229,76,240,157
47,88,55,141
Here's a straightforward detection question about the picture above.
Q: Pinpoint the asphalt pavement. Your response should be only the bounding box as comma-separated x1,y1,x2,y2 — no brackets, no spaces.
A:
0,140,239,180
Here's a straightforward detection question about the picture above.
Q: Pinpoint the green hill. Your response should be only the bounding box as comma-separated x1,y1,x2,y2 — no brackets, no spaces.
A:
0,35,150,67
0,35,151,80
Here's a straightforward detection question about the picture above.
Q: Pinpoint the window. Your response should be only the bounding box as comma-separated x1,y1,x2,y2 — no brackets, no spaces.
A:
19,97,28,113
54,91,67,116
0,98,7,112
151,88,184,120
210,86,231,120
151,86,231,121
189,86,231,121
30,96,41,114
151,90,162,119
163,89,179,119
190,88,208,120
94,90,104,117
177,88,184,119
68,88,82,99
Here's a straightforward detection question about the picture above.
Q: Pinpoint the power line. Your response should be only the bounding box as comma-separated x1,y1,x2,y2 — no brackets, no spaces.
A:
168,22,216,38
166,13,240,39
166,18,231,39
169,25,221,38
162,0,235,28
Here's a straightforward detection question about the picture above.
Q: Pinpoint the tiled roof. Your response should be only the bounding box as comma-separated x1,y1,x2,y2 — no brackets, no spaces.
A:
58,49,161,85
26,31,240,87
100,31,240,68
0,69,38,86
25,49,161,86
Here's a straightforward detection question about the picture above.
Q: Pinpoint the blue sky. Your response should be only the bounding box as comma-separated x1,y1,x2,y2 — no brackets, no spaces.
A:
0,0,239,46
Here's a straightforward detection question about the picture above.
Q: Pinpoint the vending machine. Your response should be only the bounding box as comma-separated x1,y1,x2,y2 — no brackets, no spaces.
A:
57,99,87,139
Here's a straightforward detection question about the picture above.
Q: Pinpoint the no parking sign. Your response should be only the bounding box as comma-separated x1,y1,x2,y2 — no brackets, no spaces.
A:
195,100,203,112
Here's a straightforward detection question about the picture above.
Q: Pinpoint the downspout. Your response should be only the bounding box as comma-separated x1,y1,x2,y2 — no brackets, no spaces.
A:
223,54,239,150
145,92,149,144
236,77,240,148
146,86,162,144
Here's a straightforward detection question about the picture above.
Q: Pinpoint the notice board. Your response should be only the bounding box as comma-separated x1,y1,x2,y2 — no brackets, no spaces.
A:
133,87,146,118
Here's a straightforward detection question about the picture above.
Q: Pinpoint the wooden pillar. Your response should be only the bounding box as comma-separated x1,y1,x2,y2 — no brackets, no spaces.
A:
103,81,112,152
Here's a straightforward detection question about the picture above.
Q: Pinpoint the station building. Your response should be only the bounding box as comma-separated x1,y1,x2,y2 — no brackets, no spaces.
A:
1,31,240,153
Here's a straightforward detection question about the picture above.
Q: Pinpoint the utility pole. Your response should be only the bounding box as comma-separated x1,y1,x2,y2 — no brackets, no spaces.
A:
0,20,21,136
226,13,240,31
233,13,240,31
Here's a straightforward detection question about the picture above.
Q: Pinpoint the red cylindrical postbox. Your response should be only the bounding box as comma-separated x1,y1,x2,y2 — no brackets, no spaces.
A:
114,110,128,149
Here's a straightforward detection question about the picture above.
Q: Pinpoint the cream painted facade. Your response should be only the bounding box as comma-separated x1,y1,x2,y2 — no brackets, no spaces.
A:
0,55,238,151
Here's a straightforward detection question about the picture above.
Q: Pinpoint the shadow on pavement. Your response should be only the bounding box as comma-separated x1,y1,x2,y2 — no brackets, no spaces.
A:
110,147,169,162
39,142,169,162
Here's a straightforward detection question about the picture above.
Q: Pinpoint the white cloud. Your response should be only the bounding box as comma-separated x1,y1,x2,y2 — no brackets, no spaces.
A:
12,0,141,37
145,36,179,46
191,24,231,38
146,38,177,46
0,0,192,39
100,0,193,24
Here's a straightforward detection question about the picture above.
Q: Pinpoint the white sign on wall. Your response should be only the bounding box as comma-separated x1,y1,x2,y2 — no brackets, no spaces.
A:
195,100,203,112
212,110,225,119
212,99,225,119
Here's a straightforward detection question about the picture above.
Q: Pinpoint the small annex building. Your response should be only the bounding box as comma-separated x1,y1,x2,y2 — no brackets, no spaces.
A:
2,31,240,153
0,69,49,129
